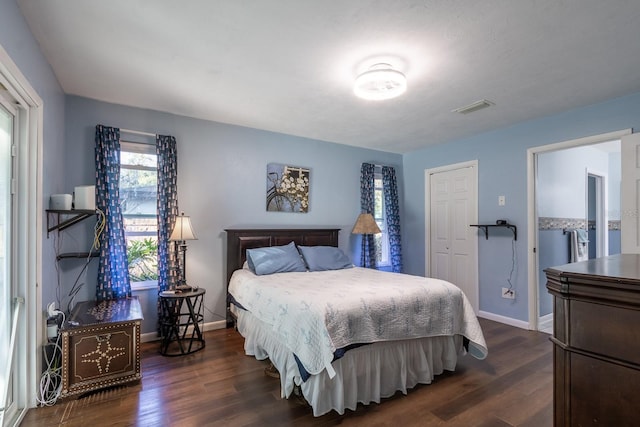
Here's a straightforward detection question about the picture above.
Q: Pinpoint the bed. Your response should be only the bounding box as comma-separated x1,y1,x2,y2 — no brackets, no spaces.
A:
225,228,488,417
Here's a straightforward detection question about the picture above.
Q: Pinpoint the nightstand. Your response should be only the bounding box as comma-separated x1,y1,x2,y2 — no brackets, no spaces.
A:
159,288,205,356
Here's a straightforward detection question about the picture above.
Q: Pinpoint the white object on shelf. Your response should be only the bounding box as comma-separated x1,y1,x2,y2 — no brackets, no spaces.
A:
49,194,72,210
74,185,95,210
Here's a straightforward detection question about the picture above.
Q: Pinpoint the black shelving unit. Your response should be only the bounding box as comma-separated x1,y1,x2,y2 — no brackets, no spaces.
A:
470,223,517,240
46,209,99,260
46,209,96,237
56,251,100,261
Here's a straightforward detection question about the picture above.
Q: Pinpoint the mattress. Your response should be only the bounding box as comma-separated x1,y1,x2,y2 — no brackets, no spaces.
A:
229,266,487,380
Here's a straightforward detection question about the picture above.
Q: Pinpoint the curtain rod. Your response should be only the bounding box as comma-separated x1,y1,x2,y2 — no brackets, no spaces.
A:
120,128,156,137
363,162,397,169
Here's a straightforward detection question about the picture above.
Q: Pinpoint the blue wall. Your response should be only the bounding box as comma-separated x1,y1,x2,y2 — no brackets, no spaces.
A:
402,91,640,322
63,96,402,332
0,0,66,311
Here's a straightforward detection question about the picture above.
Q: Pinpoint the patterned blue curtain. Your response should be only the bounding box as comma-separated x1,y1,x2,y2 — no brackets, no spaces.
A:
95,125,131,301
382,166,403,272
360,163,376,268
156,134,179,293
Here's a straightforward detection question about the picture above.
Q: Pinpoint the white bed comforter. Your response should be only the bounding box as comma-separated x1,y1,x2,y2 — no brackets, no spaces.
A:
229,267,487,379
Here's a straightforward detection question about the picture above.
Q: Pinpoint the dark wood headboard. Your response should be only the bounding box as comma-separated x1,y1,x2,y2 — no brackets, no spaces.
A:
224,228,339,327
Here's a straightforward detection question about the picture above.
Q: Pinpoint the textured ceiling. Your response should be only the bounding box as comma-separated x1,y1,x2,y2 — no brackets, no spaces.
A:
18,0,640,153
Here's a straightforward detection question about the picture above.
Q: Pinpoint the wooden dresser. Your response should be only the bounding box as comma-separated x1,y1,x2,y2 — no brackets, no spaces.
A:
60,297,143,398
545,254,640,426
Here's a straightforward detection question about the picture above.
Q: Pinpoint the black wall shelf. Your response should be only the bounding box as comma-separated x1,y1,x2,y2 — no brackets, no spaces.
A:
470,223,517,240
46,209,96,236
56,251,100,261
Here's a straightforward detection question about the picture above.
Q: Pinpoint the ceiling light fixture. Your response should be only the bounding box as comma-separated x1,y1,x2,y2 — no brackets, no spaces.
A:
354,63,407,101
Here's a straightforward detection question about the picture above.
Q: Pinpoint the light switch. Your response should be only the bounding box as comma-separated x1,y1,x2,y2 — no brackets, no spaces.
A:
498,195,506,206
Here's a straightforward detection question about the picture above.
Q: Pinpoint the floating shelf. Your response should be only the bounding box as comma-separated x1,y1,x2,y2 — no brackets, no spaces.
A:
470,223,517,240
56,251,100,261
46,209,96,236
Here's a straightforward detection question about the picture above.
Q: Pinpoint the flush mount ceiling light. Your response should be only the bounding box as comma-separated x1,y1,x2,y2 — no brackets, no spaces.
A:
354,63,407,101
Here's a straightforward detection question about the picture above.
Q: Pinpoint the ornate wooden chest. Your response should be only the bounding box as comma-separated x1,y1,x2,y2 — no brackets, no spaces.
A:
60,297,143,398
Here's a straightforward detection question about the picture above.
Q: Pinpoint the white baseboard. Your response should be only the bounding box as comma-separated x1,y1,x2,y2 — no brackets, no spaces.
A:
478,310,531,330
204,320,227,332
140,319,227,343
538,313,553,331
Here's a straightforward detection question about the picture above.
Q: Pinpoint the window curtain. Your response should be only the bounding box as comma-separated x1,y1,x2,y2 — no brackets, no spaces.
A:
382,166,403,272
156,135,179,335
156,134,179,293
95,125,131,301
360,163,376,268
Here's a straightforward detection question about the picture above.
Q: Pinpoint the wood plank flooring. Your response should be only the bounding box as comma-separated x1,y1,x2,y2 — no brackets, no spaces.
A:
20,318,552,426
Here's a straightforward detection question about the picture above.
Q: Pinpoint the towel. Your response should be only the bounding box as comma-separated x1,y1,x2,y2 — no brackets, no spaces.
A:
570,229,589,262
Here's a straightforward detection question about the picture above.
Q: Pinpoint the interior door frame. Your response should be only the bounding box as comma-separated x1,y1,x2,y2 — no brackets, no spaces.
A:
0,43,43,423
586,169,608,258
526,129,630,330
424,159,478,312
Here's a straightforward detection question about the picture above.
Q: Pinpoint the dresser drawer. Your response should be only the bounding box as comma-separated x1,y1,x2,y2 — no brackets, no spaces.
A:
570,299,640,365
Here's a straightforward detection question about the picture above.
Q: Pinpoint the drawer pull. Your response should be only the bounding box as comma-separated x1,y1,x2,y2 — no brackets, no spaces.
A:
96,334,111,342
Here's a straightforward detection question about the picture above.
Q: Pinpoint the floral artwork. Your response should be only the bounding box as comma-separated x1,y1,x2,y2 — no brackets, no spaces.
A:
266,163,310,213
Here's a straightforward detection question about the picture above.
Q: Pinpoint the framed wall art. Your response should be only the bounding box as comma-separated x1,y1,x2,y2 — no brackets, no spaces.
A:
266,163,310,213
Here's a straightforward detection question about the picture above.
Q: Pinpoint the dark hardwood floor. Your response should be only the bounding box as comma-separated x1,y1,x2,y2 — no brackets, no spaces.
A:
21,318,552,426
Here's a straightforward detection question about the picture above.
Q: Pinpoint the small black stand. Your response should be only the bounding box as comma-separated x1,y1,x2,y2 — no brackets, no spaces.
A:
159,288,206,356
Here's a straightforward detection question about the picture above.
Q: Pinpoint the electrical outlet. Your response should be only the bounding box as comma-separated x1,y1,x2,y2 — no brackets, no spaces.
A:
502,287,515,299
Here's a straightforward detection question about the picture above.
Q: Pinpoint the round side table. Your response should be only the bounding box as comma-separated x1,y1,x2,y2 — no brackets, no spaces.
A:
159,288,206,356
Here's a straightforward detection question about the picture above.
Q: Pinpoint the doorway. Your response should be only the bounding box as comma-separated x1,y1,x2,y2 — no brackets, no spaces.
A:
527,130,626,331
425,160,479,313
587,171,608,259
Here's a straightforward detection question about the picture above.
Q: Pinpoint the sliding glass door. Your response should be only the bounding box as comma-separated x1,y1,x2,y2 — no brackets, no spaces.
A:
0,101,15,421
0,45,44,426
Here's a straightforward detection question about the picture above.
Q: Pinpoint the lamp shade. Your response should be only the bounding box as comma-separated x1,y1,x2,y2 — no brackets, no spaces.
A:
351,213,381,235
169,213,197,241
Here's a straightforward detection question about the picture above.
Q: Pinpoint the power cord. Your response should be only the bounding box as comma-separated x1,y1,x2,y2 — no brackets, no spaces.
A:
506,237,517,291
92,208,106,251
36,310,65,406
53,229,63,310
56,208,106,313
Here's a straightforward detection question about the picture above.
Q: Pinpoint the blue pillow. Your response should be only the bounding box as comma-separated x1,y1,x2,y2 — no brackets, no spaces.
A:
246,241,307,275
298,246,353,271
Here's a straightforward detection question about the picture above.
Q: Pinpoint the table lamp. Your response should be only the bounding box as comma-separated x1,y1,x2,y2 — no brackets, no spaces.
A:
351,213,381,268
169,212,197,290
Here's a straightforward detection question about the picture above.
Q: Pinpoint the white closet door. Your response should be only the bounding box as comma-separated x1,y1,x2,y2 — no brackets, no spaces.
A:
428,165,478,313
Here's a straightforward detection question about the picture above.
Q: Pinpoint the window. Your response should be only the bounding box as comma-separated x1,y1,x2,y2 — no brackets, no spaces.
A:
119,141,158,287
373,172,390,267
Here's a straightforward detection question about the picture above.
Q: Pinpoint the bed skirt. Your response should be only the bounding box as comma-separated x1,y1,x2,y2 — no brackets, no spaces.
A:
234,308,462,416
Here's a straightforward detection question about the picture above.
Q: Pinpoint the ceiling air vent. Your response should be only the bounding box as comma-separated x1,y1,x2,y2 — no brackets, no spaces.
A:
451,99,494,114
